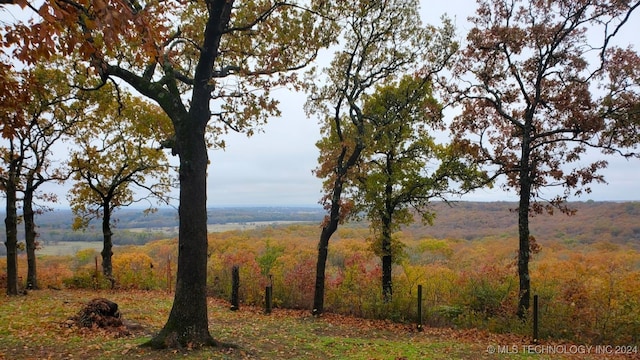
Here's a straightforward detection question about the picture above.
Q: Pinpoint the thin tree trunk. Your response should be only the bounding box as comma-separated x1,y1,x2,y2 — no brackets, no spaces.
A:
381,216,393,303
101,200,115,287
312,140,364,315
381,171,394,303
313,208,339,316
4,161,19,296
23,186,38,290
517,129,532,319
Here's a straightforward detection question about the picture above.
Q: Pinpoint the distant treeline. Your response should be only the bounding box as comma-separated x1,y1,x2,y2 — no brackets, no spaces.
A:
40,229,177,245
1,202,638,255
0,206,326,254
405,200,640,247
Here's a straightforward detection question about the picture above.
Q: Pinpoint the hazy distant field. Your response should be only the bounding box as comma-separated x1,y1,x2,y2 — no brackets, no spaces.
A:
127,221,309,234
127,220,310,234
38,241,103,256
37,221,309,256
207,220,308,232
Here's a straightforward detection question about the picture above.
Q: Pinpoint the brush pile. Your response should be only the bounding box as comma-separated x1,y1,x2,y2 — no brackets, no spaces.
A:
69,298,123,328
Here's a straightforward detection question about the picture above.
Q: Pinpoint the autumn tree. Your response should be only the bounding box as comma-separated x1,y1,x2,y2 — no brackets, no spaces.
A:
0,31,28,293
0,62,75,293
68,86,174,284
357,75,486,302
0,141,21,295
0,65,22,295
16,65,80,290
308,0,457,315
5,0,331,348
448,0,640,318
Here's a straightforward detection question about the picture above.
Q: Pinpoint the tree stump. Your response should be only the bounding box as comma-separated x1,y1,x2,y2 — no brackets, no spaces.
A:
70,298,123,328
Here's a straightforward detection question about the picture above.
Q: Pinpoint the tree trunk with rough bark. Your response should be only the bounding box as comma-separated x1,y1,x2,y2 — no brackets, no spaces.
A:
23,186,38,290
101,200,115,287
145,118,214,348
100,201,113,279
517,129,532,319
312,209,339,316
381,212,393,303
4,160,19,295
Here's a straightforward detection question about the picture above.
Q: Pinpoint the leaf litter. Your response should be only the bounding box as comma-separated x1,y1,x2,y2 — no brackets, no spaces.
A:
1,289,639,359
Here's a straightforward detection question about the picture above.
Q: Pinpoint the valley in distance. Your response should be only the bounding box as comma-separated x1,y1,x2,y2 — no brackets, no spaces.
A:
1,201,639,256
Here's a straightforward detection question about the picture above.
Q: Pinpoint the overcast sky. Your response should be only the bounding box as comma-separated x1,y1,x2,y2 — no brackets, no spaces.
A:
2,1,638,208
206,1,640,207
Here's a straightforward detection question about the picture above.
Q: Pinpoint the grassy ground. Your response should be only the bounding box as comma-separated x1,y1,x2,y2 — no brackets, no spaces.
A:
0,289,637,360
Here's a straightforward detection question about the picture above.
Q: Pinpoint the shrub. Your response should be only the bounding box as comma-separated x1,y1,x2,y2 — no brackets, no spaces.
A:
63,268,112,290
112,252,159,290
325,252,380,317
36,257,74,289
278,255,316,309
457,264,516,318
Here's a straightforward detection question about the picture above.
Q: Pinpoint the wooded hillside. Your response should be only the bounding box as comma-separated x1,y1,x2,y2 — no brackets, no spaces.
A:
1,201,638,248
406,201,640,246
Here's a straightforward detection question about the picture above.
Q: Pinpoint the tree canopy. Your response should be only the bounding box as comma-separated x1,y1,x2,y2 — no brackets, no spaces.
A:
0,0,638,350
448,0,640,317
355,75,487,301
68,85,174,280
0,63,81,293
307,0,457,315
2,0,333,348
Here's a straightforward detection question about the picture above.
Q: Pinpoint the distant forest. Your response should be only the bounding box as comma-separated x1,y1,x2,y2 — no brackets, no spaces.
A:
405,201,640,247
0,201,638,252
0,207,327,249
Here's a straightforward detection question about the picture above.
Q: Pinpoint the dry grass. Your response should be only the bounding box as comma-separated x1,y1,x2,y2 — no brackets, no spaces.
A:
0,289,638,359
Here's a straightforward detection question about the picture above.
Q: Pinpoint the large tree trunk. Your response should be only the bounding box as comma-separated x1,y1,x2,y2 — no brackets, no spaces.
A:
23,186,38,290
4,161,19,296
517,130,532,319
141,0,232,348
146,120,214,348
517,184,531,319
